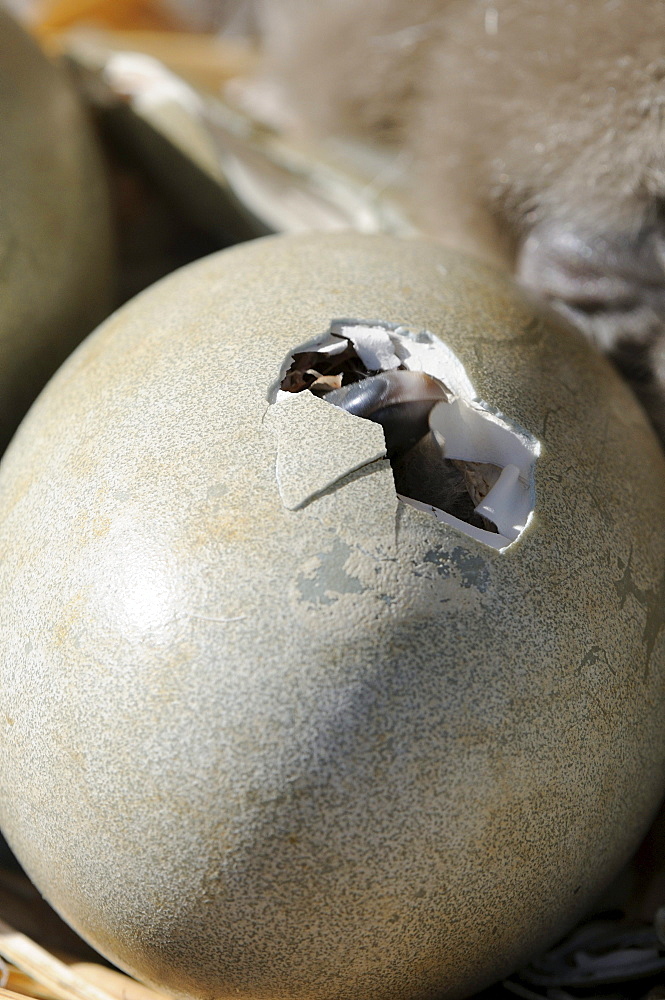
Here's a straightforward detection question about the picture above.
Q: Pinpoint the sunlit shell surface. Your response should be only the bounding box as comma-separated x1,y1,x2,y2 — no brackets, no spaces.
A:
0,233,664,1000
0,10,112,451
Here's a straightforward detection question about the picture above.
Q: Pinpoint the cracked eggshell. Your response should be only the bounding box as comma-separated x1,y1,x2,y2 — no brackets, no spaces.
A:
1,232,665,1000
0,10,113,452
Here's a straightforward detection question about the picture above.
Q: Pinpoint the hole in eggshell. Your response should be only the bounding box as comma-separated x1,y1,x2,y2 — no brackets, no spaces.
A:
273,320,540,550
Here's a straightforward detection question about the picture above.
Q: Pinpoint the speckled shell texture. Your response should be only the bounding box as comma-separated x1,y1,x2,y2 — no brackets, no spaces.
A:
0,233,664,1000
0,10,112,452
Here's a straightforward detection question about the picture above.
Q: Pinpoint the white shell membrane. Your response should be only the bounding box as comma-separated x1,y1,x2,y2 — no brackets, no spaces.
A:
273,320,540,550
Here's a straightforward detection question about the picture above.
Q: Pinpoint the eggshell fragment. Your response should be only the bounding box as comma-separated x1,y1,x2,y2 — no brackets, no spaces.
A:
0,233,664,1000
265,390,386,509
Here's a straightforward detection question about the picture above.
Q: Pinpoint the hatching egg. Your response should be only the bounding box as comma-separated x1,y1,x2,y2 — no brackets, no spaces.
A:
0,10,112,452
0,232,664,1000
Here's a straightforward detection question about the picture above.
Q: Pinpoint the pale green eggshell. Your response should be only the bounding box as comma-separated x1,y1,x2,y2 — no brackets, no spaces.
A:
0,233,664,1000
0,10,113,452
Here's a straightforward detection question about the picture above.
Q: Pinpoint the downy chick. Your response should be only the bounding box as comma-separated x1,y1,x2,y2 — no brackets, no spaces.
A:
252,0,665,439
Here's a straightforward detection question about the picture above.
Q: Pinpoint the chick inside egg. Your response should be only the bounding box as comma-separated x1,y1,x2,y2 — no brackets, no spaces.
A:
271,320,540,549
1,232,665,1000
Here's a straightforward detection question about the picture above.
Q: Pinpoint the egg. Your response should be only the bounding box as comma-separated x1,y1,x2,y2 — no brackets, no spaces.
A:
0,232,664,1000
0,10,112,452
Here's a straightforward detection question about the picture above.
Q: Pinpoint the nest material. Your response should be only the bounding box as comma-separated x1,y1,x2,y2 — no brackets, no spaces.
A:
0,868,170,1000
